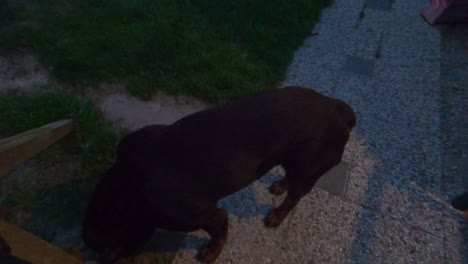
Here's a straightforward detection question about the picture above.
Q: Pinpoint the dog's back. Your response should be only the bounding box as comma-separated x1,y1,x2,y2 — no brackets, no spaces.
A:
83,87,356,263
155,86,356,198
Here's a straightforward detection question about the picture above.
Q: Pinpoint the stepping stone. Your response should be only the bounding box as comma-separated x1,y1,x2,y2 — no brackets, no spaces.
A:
316,161,350,196
366,0,394,11
342,55,375,77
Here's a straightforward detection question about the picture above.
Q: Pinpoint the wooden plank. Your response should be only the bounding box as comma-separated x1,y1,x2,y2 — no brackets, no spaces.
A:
0,221,82,263
0,120,74,177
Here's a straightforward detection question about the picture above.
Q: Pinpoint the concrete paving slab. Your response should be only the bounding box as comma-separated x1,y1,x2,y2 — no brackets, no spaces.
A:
366,0,394,11
316,161,350,196
338,28,382,60
441,26,468,70
442,63,468,88
342,55,375,76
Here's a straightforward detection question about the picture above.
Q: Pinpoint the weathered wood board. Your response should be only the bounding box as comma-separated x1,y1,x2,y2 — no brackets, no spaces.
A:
0,221,82,263
0,120,74,177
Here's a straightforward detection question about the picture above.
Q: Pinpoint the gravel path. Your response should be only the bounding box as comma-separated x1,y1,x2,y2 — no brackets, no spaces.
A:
171,0,468,263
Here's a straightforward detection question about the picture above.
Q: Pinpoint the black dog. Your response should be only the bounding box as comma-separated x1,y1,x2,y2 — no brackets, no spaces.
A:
82,86,356,263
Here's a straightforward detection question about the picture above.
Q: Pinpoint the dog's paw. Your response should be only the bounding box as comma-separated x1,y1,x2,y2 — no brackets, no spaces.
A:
264,210,283,228
268,181,286,196
197,244,219,263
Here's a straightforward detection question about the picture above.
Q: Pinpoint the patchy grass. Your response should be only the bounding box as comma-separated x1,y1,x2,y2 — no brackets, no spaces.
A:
0,91,123,223
0,91,122,174
1,0,331,103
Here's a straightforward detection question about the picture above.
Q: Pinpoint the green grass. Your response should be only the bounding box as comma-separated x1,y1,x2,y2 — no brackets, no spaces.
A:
1,0,331,103
0,91,123,175
0,91,123,226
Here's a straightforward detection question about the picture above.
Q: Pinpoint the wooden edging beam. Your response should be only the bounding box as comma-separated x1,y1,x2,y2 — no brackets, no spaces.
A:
0,221,82,263
0,119,74,177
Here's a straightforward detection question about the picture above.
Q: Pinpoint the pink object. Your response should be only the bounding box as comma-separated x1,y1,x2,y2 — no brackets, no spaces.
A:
422,0,468,25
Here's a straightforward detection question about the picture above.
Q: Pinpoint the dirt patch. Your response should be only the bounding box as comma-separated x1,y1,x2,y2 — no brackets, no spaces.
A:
97,91,210,130
0,53,48,94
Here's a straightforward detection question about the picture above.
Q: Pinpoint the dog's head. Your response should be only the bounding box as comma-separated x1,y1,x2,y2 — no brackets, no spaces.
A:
82,168,155,264
83,198,155,264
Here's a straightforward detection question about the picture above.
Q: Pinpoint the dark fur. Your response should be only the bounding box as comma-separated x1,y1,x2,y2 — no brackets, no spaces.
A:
452,191,468,212
0,236,11,257
82,86,356,263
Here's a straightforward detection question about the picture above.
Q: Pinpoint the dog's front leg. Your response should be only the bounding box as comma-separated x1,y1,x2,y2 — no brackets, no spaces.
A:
264,152,342,228
269,177,288,196
197,208,229,263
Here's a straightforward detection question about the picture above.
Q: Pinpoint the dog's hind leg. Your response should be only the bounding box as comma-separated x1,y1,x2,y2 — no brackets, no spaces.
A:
154,198,228,263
